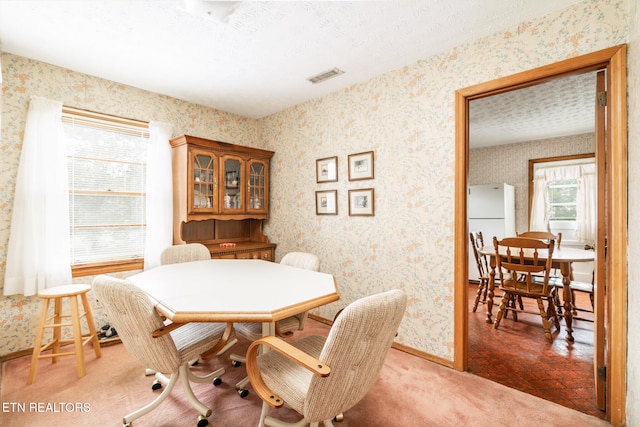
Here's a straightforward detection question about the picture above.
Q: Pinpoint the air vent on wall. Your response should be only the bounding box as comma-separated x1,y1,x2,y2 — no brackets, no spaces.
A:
307,67,344,84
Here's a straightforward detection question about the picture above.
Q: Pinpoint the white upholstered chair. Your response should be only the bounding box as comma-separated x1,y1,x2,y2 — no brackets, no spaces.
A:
160,243,211,265
231,251,321,397
153,244,236,374
93,275,231,427
246,289,407,427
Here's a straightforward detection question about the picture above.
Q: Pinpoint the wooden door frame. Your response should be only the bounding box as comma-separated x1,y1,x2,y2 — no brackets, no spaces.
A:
453,45,627,425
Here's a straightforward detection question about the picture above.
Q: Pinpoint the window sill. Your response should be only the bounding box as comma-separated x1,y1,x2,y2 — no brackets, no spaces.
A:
71,259,144,277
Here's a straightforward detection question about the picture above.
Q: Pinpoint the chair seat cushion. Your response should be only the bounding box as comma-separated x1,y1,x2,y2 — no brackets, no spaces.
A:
234,322,263,341
172,322,227,364
275,314,304,334
236,315,305,341
257,335,326,414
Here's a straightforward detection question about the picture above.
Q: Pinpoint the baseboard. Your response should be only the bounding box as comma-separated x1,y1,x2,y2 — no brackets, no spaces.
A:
0,337,122,362
0,348,32,363
307,313,454,369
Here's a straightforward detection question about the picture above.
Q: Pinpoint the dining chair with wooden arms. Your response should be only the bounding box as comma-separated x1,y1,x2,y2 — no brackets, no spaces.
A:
92,275,229,427
492,236,561,343
245,289,407,427
154,244,237,375
230,251,321,398
160,243,211,265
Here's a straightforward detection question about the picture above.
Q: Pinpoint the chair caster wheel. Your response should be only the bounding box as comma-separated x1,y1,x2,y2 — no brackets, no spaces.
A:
197,415,209,427
334,413,344,422
232,360,242,367
238,388,249,398
213,377,222,386
151,380,162,391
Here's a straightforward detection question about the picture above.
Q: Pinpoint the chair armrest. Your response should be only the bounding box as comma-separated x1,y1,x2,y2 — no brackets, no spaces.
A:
246,335,331,408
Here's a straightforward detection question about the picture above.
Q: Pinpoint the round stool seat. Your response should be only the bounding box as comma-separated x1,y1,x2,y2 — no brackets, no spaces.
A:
38,284,91,298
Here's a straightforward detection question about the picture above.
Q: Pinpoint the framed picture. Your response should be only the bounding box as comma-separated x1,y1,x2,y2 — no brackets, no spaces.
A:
348,151,374,181
316,190,338,215
349,188,375,216
316,156,338,183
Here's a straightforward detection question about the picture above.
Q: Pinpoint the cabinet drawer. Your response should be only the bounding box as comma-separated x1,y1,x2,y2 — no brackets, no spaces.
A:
211,253,236,260
236,250,273,261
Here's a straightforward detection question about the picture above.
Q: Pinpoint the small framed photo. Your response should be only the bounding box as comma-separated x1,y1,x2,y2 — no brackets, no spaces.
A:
316,156,338,183
348,151,374,181
349,188,375,216
316,190,338,215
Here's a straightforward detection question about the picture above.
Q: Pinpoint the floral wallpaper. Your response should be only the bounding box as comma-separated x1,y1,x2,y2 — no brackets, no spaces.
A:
0,1,637,420
260,0,629,359
470,133,595,234
0,54,261,354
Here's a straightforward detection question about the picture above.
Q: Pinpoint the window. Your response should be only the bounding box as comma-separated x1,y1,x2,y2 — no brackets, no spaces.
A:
529,154,596,244
62,108,149,268
548,179,578,221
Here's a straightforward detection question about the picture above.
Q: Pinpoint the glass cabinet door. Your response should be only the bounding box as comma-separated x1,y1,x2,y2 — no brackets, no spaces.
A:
191,152,216,212
248,159,268,212
222,155,243,212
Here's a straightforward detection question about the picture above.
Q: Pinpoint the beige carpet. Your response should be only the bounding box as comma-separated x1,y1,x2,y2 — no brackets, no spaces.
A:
1,319,609,427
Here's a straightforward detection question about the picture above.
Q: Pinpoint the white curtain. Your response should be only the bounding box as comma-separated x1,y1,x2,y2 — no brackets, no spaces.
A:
575,163,597,242
4,96,72,296
529,169,549,232
144,122,174,270
528,164,597,243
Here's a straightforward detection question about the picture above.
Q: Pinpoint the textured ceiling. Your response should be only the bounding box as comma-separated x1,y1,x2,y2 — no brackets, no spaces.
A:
470,72,597,147
0,0,589,145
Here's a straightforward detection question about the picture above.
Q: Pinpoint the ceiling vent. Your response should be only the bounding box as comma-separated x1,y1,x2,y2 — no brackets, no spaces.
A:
307,68,344,84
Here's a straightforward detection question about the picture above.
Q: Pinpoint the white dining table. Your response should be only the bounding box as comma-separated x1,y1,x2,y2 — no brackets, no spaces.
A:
127,259,340,338
478,245,594,342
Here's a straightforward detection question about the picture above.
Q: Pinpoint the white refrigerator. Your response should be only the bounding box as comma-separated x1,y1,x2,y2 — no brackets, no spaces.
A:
468,183,516,281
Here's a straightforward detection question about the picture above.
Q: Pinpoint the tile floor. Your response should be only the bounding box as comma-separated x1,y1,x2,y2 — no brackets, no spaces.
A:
467,283,605,419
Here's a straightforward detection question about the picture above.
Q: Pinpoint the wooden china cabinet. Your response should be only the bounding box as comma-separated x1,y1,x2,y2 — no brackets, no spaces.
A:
169,135,276,260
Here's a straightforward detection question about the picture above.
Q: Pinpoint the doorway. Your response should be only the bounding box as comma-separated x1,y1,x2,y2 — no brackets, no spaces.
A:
453,45,627,424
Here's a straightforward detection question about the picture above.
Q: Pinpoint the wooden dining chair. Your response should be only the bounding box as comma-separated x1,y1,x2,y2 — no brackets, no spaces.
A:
517,231,562,248
517,231,563,300
470,232,519,317
469,231,491,312
493,236,560,343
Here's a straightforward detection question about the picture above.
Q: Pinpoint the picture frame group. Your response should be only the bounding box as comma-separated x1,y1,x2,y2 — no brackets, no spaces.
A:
315,151,375,216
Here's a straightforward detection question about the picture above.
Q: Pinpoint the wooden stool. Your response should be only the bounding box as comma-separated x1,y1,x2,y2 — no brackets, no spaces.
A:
28,284,102,384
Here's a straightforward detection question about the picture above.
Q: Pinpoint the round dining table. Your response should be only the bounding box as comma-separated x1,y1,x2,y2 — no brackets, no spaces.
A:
478,245,594,342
